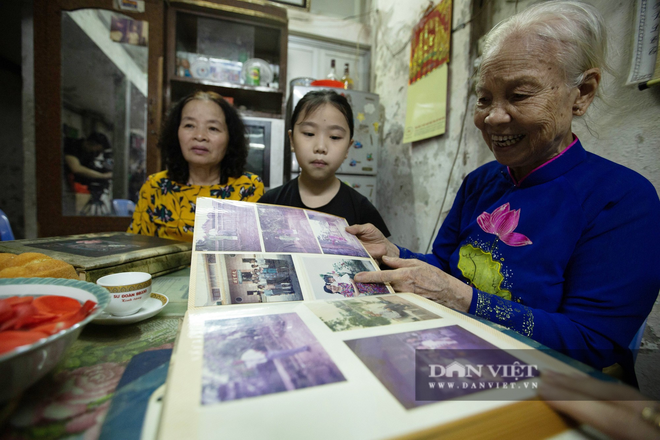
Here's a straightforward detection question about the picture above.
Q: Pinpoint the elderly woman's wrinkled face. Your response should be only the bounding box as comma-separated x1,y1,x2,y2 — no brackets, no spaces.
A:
474,34,580,180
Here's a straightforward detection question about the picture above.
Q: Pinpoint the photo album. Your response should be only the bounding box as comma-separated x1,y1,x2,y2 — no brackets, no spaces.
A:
157,198,583,440
0,232,192,282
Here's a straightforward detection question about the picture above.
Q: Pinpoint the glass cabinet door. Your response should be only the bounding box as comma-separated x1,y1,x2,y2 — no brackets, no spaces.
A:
61,9,149,217
165,4,287,117
34,0,163,237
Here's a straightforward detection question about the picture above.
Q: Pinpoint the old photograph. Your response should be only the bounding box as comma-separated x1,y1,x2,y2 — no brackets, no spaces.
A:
257,205,321,254
202,313,345,404
306,295,440,332
300,256,391,299
345,325,529,408
307,211,369,257
196,200,262,252
201,253,303,304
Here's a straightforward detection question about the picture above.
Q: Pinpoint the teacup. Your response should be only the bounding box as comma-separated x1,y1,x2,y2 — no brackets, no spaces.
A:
96,272,151,316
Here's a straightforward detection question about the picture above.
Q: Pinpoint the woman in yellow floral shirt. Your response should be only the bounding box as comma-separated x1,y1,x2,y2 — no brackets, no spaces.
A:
128,91,264,241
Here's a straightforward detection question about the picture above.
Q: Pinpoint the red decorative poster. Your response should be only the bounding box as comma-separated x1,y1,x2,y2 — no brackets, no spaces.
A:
404,0,452,143
409,0,452,85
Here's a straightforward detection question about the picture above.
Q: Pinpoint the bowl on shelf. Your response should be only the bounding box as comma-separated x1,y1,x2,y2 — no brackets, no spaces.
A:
0,278,109,403
289,77,315,88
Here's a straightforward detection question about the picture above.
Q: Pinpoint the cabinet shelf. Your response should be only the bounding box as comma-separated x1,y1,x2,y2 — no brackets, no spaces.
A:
166,2,288,117
170,77,284,116
171,75,282,94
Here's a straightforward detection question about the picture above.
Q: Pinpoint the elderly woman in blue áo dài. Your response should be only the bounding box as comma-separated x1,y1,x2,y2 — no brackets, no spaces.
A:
348,0,660,386
128,91,263,242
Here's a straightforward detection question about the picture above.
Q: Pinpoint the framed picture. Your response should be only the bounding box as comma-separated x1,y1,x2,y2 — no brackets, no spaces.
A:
269,0,310,10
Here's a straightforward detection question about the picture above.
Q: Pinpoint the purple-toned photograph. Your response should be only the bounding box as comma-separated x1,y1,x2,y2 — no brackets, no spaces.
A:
196,200,262,252
202,313,345,405
345,325,532,408
220,254,303,304
257,205,321,254
307,212,369,257
300,256,391,300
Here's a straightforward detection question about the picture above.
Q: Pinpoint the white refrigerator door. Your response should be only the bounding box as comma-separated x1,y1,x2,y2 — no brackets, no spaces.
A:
338,174,378,205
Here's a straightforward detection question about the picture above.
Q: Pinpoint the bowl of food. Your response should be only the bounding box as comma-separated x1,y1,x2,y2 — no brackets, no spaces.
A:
0,277,109,403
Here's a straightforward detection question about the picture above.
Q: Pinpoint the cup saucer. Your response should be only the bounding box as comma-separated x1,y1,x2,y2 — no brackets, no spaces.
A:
92,293,169,326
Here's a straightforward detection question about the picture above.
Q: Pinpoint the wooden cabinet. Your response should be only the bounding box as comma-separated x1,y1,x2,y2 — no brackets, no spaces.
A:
33,0,287,238
165,0,288,118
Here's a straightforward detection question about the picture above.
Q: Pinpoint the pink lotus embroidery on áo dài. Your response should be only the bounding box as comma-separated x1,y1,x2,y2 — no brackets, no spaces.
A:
477,203,532,247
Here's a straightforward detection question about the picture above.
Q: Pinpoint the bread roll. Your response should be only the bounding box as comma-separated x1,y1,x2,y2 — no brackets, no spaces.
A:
0,252,52,269
0,253,15,269
0,253,79,279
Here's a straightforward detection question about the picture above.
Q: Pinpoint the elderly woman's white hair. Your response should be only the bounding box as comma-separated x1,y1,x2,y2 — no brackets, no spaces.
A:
479,1,609,89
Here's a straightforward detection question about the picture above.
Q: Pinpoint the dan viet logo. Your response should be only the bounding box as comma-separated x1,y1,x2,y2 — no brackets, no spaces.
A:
429,360,538,379
415,350,540,402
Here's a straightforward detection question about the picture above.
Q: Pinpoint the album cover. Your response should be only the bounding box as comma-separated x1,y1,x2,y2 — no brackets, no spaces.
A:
0,232,191,282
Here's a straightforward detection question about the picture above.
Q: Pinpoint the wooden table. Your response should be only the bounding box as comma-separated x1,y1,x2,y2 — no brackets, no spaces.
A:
0,268,191,440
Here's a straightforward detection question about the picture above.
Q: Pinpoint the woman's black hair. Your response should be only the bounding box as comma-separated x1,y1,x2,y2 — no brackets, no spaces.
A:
159,90,248,185
290,90,354,139
323,285,336,294
323,275,335,283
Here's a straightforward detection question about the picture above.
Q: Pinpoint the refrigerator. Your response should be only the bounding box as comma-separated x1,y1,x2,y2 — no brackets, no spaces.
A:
288,85,381,205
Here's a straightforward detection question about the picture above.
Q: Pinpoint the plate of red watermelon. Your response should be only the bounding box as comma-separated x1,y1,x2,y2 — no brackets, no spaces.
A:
0,278,109,403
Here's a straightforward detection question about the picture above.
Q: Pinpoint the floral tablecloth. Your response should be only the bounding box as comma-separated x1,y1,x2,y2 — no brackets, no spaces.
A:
1,317,180,440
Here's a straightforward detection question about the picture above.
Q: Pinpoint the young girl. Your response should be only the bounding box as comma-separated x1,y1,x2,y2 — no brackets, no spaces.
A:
259,90,390,236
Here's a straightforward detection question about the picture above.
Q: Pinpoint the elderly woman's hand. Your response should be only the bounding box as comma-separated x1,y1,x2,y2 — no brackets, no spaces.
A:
538,372,660,440
345,224,399,263
353,256,473,312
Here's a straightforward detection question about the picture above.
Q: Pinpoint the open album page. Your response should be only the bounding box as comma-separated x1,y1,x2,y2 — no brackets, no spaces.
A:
188,198,393,309
158,293,582,440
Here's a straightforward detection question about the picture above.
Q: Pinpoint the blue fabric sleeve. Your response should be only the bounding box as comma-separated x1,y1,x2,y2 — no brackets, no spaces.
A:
470,182,660,371
398,169,660,376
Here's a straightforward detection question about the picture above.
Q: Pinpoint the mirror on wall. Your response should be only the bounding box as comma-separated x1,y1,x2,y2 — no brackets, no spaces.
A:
61,9,148,217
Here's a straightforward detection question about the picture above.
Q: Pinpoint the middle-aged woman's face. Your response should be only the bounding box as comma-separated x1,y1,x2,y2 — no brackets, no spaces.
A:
178,99,229,170
473,34,581,179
